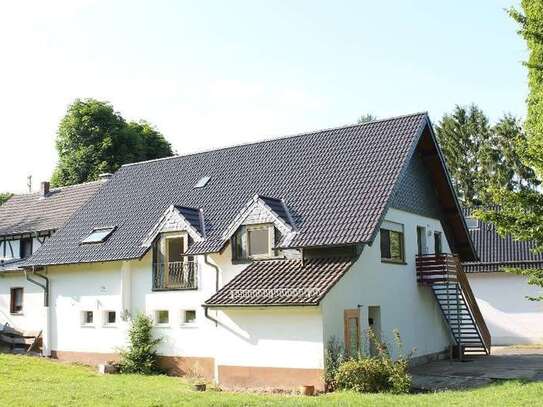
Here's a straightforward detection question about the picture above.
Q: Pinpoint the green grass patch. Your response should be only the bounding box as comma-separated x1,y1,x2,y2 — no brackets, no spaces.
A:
1,354,542,406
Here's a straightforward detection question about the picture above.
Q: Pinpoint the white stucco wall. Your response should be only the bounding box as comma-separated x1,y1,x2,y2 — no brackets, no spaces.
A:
467,272,543,345
321,208,451,360
0,272,44,332
48,261,126,354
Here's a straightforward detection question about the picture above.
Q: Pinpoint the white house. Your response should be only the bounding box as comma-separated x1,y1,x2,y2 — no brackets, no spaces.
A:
2,113,489,390
463,208,543,345
0,180,105,332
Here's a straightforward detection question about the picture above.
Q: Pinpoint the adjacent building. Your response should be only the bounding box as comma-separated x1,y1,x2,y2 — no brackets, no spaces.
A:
463,208,543,345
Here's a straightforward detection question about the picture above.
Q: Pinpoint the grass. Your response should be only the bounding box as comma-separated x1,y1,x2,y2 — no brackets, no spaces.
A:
1,354,542,406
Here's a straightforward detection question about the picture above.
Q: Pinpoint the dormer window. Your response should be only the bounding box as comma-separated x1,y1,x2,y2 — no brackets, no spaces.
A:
465,217,479,230
81,227,116,244
232,224,276,260
153,233,197,290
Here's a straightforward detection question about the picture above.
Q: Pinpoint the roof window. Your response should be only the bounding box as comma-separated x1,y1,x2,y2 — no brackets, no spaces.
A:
194,176,211,189
465,217,479,230
81,227,116,244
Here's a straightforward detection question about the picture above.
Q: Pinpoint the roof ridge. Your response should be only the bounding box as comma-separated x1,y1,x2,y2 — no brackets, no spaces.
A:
8,179,105,199
122,112,429,169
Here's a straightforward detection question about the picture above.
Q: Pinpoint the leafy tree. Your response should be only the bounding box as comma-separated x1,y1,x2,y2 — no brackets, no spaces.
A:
0,193,12,206
51,99,173,187
357,114,377,124
436,105,537,206
477,2,543,300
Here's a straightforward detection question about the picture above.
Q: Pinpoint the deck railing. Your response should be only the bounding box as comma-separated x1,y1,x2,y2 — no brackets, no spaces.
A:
416,253,491,354
153,261,198,290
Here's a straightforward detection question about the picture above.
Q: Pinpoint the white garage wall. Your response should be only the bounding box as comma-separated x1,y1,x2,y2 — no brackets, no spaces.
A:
468,272,543,345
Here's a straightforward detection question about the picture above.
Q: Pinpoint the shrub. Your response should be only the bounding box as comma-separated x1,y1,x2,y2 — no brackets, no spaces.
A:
119,313,162,375
324,337,346,391
334,329,412,394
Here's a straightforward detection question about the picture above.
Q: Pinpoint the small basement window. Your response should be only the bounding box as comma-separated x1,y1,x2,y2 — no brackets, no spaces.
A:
182,310,196,325
81,227,116,244
155,310,169,325
81,311,94,326
10,287,23,314
104,311,117,326
380,221,405,263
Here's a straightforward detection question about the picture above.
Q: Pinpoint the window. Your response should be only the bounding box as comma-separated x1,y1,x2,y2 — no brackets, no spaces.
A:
166,237,185,263
104,311,117,326
81,311,94,326
182,310,196,325
465,217,479,230
194,176,211,188
380,221,405,263
10,288,23,314
155,310,169,325
344,309,360,355
232,224,275,260
19,238,33,259
434,232,443,255
81,227,116,244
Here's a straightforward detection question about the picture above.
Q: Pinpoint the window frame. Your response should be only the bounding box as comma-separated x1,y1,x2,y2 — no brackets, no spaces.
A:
81,310,95,327
380,222,405,264
181,309,197,326
103,310,117,327
80,226,116,244
232,223,276,261
10,287,24,315
155,310,170,326
19,238,33,259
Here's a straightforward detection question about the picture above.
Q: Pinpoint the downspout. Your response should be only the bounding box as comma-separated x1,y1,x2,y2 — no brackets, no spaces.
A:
203,254,219,327
24,266,51,356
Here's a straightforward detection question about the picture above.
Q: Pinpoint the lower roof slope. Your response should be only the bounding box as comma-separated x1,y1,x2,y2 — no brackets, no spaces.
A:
0,181,105,236
462,207,543,272
26,112,474,267
205,257,354,306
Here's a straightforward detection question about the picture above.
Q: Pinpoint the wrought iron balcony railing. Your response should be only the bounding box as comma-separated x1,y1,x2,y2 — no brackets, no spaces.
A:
153,261,198,290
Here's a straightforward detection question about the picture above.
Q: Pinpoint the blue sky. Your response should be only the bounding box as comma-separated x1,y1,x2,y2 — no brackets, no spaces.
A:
0,0,525,193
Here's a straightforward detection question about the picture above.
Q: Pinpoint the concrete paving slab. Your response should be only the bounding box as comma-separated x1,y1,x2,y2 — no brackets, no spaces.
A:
410,347,543,391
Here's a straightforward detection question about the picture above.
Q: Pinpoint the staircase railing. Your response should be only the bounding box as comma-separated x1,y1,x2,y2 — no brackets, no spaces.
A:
416,253,491,355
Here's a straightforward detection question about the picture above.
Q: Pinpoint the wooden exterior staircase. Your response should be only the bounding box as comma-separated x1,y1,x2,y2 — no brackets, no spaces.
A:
416,254,491,359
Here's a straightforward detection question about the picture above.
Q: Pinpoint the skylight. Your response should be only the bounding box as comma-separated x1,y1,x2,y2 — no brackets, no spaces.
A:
81,227,116,244
465,217,479,230
194,176,211,188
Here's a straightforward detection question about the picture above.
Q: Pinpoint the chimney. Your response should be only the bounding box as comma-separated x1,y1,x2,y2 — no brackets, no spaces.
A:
98,173,113,181
40,181,50,197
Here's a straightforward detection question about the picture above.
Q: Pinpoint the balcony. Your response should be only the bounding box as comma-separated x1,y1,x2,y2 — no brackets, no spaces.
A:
153,261,198,290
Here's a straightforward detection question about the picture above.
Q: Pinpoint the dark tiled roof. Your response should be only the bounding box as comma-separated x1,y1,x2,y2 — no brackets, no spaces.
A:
259,196,294,228
0,181,104,236
205,257,354,306
462,207,543,272
26,113,471,266
175,206,205,237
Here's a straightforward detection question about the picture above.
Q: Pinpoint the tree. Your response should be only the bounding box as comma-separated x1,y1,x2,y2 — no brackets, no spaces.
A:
435,105,538,207
0,193,12,206
477,2,543,300
51,99,173,187
357,114,377,124
435,105,491,206
119,313,162,375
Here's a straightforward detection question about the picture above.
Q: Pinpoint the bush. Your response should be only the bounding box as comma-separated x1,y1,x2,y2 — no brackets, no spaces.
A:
119,313,162,375
324,337,346,391
333,329,412,394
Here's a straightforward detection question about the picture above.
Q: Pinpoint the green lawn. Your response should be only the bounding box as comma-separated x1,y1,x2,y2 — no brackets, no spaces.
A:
1,354,542,406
